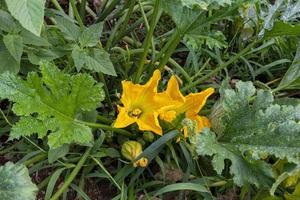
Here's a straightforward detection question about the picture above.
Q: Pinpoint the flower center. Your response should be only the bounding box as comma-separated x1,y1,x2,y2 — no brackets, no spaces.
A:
160,110,177,122
128,108,143,118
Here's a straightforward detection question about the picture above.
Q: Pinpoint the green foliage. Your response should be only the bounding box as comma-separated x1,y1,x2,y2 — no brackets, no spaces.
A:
197,129,273,187
184,31,227,50
0,162,37,200
181,0,232,10
285,183,300,199
278,44,300,90
0,10,18,32
0,61,105,148
0,0,299,199
79,22,104,47
161,0,238,36
197,81,300,186
54,15,116,75
0,43,20,73
219,81,300,162
72,46,117,76
5,0,45,36
264,21,300,38
54,15,81,41
3,34,23,63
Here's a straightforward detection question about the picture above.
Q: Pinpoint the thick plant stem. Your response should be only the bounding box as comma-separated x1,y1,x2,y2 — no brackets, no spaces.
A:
70,0,84,30
79,0,87,22
49,147,92,200
76,120,131,136
96,115,113,124
105,14,126,50
97,0,121,22
134,0,160,83
113,0,136,45
51,0,64,12
111,47,191,82
23,153,47,166
157,30,181,70
182,41,258,91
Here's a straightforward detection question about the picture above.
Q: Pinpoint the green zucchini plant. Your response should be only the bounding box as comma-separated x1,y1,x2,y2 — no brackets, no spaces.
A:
0,0,299,199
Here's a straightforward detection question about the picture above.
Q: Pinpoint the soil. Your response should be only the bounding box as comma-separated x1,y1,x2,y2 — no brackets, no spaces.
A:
33,169,117,200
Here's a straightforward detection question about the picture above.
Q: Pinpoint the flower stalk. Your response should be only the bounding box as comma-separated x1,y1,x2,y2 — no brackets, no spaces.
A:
134,0,160,83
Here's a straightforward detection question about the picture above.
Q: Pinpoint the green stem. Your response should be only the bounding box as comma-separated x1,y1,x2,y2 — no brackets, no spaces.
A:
91,156,122,190
113,0,136,45
96,115,113,124
168,58,192,83
122,10,153,40
51,0,64,12
112,47,191,82
76,120,131,136
105,14,126,50
157,30,181,70
97,0,121,22
134,0,160,83
23,153,47,167
138,0,150,29
50,147,92,200
98,73,113,109
182,41,258,92
154,29,176,61
70,0,84,30
0,141,20,155
79,0,87,23
38,176,51,190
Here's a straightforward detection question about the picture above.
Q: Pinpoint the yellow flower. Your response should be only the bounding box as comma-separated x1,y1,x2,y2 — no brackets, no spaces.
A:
121,141,148,167
114,70,175,135
160,75,214,134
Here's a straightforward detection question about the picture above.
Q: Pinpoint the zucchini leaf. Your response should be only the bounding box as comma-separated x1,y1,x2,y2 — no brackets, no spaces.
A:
197,81,300,186
0,162,37,200
0,61,105,148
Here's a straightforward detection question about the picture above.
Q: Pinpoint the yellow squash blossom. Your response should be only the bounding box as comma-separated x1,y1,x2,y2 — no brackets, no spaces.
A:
114,70,176,135
160,75,214,135
121,141,148,167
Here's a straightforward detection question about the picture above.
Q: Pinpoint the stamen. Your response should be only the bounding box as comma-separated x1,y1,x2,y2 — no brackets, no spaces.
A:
129,108,143,118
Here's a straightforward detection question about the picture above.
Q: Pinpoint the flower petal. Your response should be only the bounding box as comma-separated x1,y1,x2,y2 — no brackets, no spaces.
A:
144,69,161,93
137,112,162,135
120,81,144,107
165,75,185,102
114,106,136,128
190,115,211,132
184,87,214,116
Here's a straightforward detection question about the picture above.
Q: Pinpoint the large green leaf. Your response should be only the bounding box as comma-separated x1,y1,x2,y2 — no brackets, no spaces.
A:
184,31,227,50
0,162,37,200
197,129,273,187
27,47,66,65
264,21,300,38
79,22,103,47
218,81,300,163
278,44,300,90
54,15,80,41
161,0,239,36
197,81,300,186
0,10,18,32
3,34,23,63
72,46,116,76
0,61,105,148
20,29,50,46
181,0,232,9
160,0,203,35
0,44,19,73
5,0,46,36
